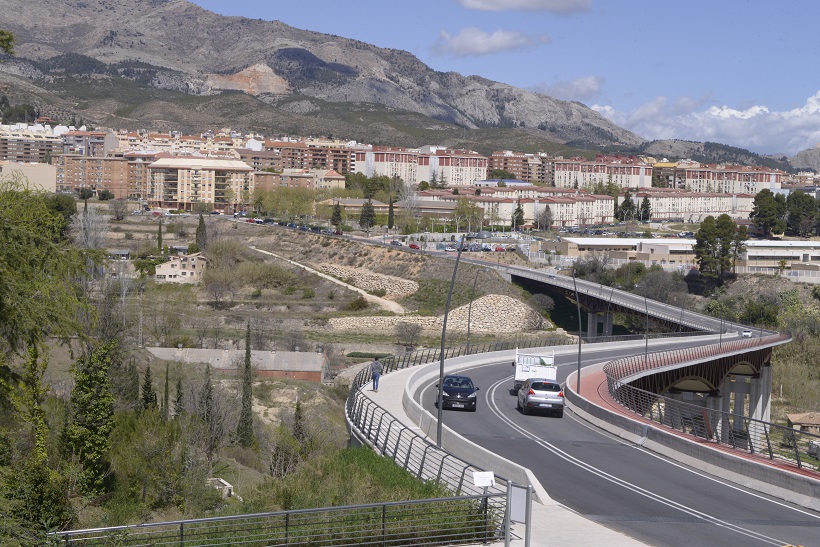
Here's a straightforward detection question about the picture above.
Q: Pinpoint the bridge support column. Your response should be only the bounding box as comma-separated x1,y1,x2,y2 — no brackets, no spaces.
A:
705,392,722,440
585,312,613,337
748,366,772,451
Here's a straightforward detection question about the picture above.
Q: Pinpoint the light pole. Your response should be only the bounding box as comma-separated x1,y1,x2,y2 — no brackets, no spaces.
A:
644,294,649,364
466,268,489,353
572,269,582,394
436,234,466,448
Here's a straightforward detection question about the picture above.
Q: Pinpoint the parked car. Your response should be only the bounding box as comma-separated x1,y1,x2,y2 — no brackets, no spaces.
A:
409,243,420,250
436,375,479,411
286,223,297,228
517,378,564,417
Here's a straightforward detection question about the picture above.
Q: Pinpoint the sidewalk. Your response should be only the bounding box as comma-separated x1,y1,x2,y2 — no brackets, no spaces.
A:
349,362,649,547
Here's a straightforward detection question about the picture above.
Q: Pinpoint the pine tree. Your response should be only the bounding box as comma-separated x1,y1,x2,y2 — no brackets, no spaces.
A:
237,321,255,447
195,213,208,250
162,363,170,421
331,202,342,228
65,342,116,494
359,199,376,234
387,198,394,230
141,365,158,411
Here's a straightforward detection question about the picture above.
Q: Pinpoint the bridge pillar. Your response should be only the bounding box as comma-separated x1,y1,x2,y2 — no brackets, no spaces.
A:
705,392,722,440
749,364,773,424
719,382,732,443
585,312,614,337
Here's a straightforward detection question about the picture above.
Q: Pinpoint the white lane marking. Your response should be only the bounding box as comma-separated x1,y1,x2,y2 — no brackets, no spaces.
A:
484,376,788,546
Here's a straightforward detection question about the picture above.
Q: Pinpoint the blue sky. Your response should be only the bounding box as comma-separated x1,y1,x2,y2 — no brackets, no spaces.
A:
191,0,820,157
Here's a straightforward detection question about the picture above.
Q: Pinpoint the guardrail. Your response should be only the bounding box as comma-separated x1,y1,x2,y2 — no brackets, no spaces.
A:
53,495,505,546
602,334,820,474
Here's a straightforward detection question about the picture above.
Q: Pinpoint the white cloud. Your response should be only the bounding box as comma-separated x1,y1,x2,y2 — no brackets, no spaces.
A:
533,76,603,101
592,91,820,156
458,0,591,14
434,27,549,57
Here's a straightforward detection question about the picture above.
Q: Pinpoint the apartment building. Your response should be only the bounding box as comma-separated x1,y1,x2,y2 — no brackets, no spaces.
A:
147,157,253,211
263,139,355,173
554,155,653,190
631,188,755,222
0,130,63,163
237,148,283,172
418,146,489,187
681,164,783,194
352,146,420,185
53,154,130,198
61,130,119,156
487,151,554,185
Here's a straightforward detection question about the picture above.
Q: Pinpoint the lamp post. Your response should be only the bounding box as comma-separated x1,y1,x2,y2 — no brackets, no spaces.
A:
644,294,649,364
572,269,582,395
466,268,489,353
436,234,466,448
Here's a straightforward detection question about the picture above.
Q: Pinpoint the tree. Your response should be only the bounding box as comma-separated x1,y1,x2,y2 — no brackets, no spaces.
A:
195,213,208,250
97,189,114,201
71,206,108,249
109,198,128,221
786,190,816,237
511,200,524,230
157,217,163,252
330,202,343,228
78,188,93,211
64,342,116,494
396,321,423,348
0,178,92,354
387,198,395,230
141,366,158,411
0,30,14,55
750,188,786,237
198,364,224,470
616,191,636,222
162,363,170,421
693,213,746,283
237,321,255,448
359,199,376,233
639,196,651,222
488,169,516,180
535,205,553,231
452,198,482,233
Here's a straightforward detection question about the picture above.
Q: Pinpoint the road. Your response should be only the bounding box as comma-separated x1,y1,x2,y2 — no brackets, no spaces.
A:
418,344,820,547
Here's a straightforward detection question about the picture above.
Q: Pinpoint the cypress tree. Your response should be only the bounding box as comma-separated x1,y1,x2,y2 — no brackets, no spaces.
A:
141,365,158,411
387,197,394,230
237,321,255,447
157,218,163,252
331,202,342,228
162,363,170,421
195,213,208,250
174,375,185,418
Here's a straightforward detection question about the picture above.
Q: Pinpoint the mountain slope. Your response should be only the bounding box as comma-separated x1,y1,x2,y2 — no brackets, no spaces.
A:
0,0,642,150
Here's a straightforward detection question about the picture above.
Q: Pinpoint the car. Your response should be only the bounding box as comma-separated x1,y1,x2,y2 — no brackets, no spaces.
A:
286,223,297,228
390,240,402,246
408,243,420,250
517,377,564,417
444,246,457,252
741,329,753,338
436,375,479,411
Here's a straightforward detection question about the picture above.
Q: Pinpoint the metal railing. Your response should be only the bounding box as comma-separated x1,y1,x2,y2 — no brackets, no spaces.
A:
54,495,505,546
602,335,820,474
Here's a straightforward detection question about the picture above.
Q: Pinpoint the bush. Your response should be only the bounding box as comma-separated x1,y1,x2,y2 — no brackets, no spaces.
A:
236,262,298,289
302,288,315,299
346,297,369,311
283,285,296,296
369,288,387,297
124,231,133,240
97,189,114,201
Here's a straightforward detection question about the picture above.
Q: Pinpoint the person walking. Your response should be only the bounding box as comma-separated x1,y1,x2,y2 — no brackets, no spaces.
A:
370,358,383,392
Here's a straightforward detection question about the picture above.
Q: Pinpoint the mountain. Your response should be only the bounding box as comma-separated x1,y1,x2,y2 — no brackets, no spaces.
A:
0,0,642,153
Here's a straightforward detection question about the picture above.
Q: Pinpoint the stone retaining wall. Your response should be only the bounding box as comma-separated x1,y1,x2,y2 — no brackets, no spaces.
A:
327,294,545,334
317,264,418,298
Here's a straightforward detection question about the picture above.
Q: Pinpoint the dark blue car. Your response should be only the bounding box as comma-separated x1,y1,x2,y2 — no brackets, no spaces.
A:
436,375,479,412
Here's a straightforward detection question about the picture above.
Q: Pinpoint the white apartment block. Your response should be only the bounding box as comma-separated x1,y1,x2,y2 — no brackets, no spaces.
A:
682,164,782,194
418,146,489,187
633,190,755,222
554,156,653,190
147,157,253,211
353,146,420,185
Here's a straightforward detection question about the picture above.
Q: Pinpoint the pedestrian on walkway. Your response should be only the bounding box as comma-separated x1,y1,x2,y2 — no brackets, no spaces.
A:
370,358,383,392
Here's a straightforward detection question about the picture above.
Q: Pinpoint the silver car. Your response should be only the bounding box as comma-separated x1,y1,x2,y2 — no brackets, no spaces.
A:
517,378,564,417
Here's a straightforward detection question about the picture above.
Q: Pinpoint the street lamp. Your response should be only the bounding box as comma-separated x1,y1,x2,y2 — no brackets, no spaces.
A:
466,268,489,353
572,269,582,394
437,234,466,448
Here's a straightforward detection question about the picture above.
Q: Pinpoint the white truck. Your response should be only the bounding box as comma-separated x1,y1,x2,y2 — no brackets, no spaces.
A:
512,349,556,392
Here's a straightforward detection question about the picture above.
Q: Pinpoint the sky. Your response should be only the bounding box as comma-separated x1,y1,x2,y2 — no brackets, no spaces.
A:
190,0,820,157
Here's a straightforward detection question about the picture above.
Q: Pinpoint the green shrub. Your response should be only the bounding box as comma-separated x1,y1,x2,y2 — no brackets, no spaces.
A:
328,290,335,300
302,288,315,299
250,288,262,298
346,296,368,311
283,285,296,296
124,231,133,240
369,288,387,297
346,352,392,359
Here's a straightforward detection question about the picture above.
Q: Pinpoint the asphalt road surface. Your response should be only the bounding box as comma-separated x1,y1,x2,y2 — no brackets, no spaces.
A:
420,345,820,547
